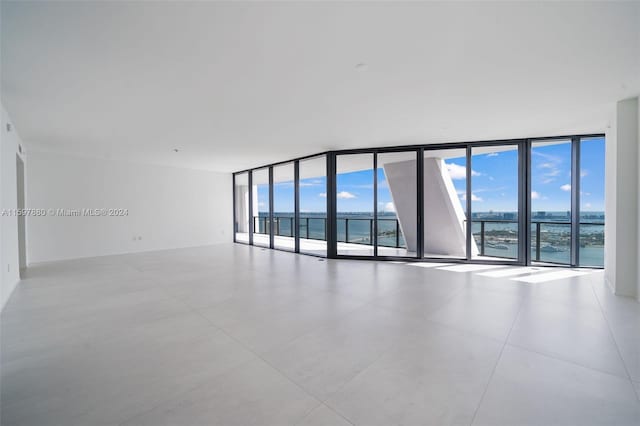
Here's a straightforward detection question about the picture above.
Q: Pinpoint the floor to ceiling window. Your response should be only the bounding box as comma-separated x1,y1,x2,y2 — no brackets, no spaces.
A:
273,163,295,252
579,137,605,267
299,155,327,257
336,154,375,257
232,134,605,268
252,167,270,248
530,139,572,265
423,148,468,259
470,145,520,261
233,172,250,244
376,151,418,258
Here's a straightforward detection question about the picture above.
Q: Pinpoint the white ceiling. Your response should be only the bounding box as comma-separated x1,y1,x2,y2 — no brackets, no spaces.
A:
2,1,639,172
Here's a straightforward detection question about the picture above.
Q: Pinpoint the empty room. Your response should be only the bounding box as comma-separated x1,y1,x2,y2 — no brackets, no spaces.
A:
1,1,639,425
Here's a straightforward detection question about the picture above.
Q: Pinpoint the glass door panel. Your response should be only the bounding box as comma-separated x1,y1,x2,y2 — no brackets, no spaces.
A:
376,151,418,258
530,140,572,264
336,154,374,256
423,148,467,259
273,163,295,252
234,172,250,244
579,137,605,267
470,145,519,261
251,168,270,248
299,156,327,256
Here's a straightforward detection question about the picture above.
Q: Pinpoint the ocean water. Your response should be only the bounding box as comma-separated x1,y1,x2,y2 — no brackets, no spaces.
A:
259,212,604,267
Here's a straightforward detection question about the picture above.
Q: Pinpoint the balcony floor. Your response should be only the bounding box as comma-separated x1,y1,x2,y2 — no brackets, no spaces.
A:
238,233,522,262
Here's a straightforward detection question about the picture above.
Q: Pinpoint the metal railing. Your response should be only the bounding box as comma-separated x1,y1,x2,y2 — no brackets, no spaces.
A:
252,216,604,262
470,219,604,263
253,216,403,247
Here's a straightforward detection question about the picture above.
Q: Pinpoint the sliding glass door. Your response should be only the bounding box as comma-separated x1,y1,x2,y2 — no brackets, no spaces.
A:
376,151,418,258
578,137,605,267
530,139,572,265
273,163,295,252
252,167,270,248
336,154,375,256
233,172,250,244
299,155,327,257
423,148,468,260
470,145,520,261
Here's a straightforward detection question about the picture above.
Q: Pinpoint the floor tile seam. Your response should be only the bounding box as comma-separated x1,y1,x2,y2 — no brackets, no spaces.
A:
469,296,526,426
1,307,220,374
296,401,356,426
419,316,508,346
190,291,376,339
504,342,633,382
115,354,258,426
229,296,386,360
588,281,636,385
189,307,327,411
316,336,404,424
373,280,471,319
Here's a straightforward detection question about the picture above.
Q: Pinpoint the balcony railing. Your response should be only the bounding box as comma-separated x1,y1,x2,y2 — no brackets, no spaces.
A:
252,216,604,265
253,216,403,248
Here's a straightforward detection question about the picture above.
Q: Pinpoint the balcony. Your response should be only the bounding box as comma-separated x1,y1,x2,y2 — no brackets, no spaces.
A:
243,216,604,266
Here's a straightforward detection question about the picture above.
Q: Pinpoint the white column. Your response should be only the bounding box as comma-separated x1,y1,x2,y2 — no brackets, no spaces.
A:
605,97,639,299
383,157,477,257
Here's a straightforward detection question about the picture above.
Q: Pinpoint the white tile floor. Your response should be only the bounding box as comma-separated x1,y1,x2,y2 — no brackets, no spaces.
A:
1,243,638,425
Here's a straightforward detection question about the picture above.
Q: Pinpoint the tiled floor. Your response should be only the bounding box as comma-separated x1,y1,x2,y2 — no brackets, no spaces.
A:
1,244,638,425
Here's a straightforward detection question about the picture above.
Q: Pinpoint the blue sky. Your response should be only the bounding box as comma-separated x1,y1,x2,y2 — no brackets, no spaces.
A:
256,137,605,214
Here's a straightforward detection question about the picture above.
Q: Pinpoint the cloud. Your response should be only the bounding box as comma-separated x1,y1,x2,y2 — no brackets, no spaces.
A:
461,193,483,202
531,191,540,200
445,162,480,180
337,191,356,199
486,152,499,157
298,179,325,187
318,191,359,199
542,177,556,184
584,203,592,208
580,170,588,178
539,162,555,169
383,202,395,213
560,184,571,192
258,202,266,207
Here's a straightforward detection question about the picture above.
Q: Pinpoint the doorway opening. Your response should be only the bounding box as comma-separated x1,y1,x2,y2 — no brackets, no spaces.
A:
16,154,26,278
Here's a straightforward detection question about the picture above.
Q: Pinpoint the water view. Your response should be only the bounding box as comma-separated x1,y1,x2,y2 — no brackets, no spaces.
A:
256,211,604,267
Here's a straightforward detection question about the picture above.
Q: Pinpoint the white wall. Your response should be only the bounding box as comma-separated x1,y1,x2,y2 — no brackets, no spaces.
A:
27,151,232,263
605,96,639,300
1,105,25,310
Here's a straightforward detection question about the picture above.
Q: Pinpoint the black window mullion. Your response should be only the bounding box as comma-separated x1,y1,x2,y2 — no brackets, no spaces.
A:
327,154,337,258
269,167,274,249
465,146,472,260
517,141,528,265
571,137,581,266
294,160,300,253
248,171,254,245
373,153,378,257
232,174,237,243
417,148,424,259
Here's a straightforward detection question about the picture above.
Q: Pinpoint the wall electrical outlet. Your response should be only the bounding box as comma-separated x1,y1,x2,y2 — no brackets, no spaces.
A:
138,236,142,240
